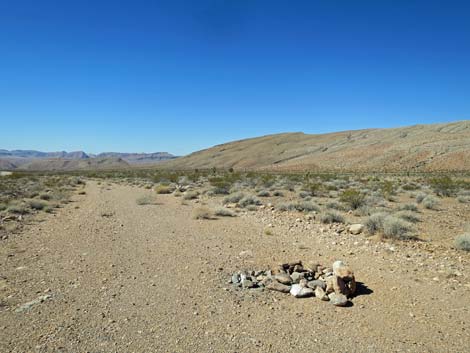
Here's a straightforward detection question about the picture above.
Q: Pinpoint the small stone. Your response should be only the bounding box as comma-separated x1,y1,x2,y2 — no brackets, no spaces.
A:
315,286,329,301
231,273,240,284
307,280,326,290
290,272,304,283
242,279,255,289
266,281,291,293
329,293,348,306
348,224,364,235
274,273,292,285
290,284,314,298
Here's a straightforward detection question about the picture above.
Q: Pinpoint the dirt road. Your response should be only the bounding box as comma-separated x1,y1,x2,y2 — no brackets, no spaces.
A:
1,181,469,352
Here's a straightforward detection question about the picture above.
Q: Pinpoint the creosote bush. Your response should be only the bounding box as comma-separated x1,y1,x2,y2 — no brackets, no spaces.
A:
257,190,270,197
27,199,48,210
340,188,365,210
454,233,470,251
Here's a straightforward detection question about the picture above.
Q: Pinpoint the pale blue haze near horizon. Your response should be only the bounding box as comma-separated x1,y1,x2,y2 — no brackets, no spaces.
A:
1,0,469,155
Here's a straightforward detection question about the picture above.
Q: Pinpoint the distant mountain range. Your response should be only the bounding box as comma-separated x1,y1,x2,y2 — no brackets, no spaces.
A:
0,150,177,171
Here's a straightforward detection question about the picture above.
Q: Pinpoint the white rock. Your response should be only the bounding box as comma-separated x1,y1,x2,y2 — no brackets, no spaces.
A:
348,224,364,234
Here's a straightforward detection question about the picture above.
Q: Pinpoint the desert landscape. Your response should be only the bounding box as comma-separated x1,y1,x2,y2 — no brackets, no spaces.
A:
1,121,470,352
2,1,470,352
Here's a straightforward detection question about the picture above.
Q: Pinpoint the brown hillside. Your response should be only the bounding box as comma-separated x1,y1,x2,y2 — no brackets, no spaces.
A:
163,121,470,172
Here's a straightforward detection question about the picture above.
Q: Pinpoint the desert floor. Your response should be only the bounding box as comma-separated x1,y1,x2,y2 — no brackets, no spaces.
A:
1,181,469,352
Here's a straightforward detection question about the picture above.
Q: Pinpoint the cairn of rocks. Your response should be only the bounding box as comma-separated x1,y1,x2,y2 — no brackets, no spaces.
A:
230,260,356,307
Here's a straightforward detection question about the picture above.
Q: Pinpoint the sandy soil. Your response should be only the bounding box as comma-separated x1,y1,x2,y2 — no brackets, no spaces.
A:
1,181,469,352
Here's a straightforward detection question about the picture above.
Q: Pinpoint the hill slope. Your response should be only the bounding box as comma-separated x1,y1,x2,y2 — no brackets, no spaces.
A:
17,157,130,171
163,121,470,172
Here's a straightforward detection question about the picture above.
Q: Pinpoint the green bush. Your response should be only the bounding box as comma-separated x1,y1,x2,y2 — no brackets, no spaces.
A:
27,199,48,210
154,184,174,194
429,176,457,197
340,188,366,209
399,203,418,212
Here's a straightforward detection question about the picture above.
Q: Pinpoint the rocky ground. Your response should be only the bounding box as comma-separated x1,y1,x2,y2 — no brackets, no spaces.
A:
1,181,469,352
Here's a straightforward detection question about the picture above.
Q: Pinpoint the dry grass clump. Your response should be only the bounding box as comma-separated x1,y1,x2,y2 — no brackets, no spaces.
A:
183,191,199,200
26,199,48,210
223,192,245,204
7,202,29,215
276,201,319,213
257,190,270,197
325,201,345,211
395,210,420,223
454,233,470,251
272,190,284,197
154,184,174,194
214,207,236,217
238,195,261,208
399,203,418,212
382,216,413,239
320,210,345,224
136,195,158,205
192,206,213,220
422,195,439,210
365,213,388,235
415,192,428,203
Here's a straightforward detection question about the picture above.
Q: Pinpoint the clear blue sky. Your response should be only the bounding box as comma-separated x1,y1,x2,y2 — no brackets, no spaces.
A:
1,0,469,155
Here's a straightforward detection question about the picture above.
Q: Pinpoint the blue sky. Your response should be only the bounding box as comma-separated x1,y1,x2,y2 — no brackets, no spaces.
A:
1,0,469,155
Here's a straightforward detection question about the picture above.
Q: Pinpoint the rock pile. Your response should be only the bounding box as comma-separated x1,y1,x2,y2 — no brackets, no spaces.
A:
230,260,356,307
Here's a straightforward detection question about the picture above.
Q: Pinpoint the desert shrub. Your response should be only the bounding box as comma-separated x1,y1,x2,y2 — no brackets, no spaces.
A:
154,184,174,194
320,210,345,224
0,203,7,211
136,195,157,205
325,201,344,211
276,202,297,212
245,205,258,211
422,195,439,210
192,206,213,220
296,201,320,212
415,192,428,203
383,216,412,239
454,233,470,251
399,203,418,212
340,188,365,210
353,206,373,217
272,190,284,197
298,191,312,199
395,210,420,223
183,191,199,200
39,193,52,201
257,190,270,197
365,213,387,235
402,182,420,191
223,192,245,204
7,203,29,214
276,201,319,212
429,176,457,197
380,180,396,200
214,207,236,217
239,195,261,208
457,196,469,203
27,199,48,210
